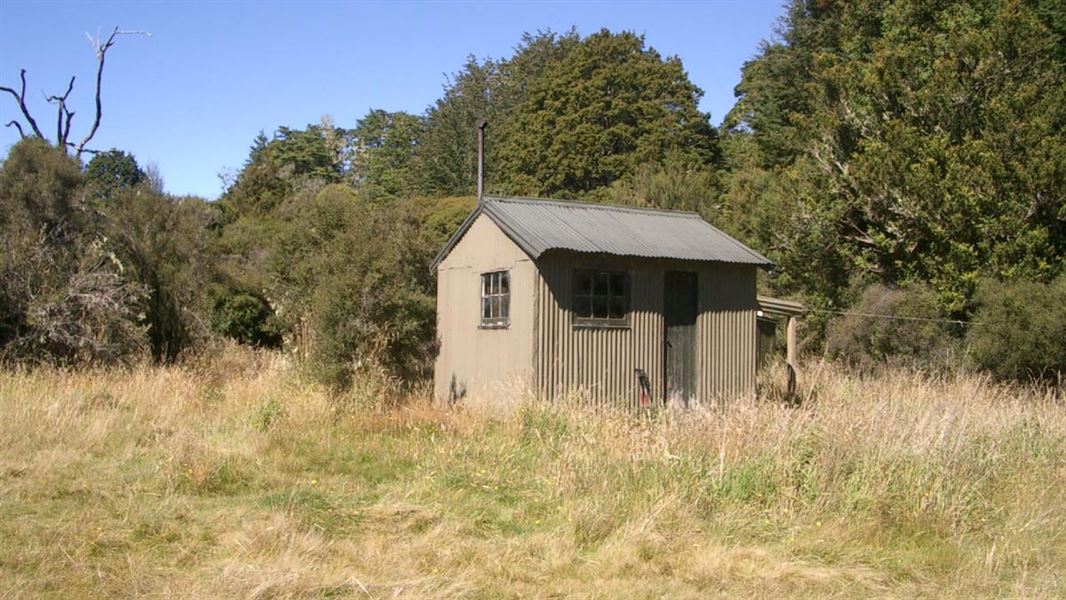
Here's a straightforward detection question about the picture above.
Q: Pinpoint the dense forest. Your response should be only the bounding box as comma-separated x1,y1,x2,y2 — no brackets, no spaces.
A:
2,0,1064,386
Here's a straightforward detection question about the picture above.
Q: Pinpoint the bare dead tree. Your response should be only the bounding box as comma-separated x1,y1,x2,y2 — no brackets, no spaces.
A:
0,27,149,159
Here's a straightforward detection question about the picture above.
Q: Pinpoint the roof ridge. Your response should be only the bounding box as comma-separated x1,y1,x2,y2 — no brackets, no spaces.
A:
482,195,703,218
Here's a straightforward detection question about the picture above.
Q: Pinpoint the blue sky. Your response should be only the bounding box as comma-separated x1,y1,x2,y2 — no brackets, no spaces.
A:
1,1,785,199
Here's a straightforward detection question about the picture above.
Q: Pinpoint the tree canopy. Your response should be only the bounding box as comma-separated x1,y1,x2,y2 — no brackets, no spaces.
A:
86,149,145,200
721,0,1066,318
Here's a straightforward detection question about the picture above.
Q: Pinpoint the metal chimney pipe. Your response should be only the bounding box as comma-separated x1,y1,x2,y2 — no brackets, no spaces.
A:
476,119,488,203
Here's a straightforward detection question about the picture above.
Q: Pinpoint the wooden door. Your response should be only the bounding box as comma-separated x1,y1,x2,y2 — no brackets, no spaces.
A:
664,271,698,407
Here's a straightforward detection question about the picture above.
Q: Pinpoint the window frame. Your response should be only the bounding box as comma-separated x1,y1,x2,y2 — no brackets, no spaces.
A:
571,268,631,328
479,269,511,329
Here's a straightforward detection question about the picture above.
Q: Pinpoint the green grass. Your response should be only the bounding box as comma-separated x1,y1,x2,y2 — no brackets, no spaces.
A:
0,349,1063,598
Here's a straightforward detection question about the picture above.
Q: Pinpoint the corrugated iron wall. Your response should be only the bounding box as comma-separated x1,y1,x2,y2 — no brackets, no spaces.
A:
697,263,758,402
534,252,757,407
534,252,663,408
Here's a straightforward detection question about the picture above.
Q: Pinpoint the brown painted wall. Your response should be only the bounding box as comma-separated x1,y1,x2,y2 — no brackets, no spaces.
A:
433,214,536,402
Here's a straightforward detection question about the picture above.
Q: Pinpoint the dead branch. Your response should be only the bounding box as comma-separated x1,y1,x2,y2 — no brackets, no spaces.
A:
74,27,151,158
0,69,45,138
47,76,76,147
46,76,76,104
5,120,25,138
62,107,75,146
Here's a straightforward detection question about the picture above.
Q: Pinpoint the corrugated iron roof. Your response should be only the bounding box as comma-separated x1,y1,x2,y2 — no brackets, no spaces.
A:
432,196,772,269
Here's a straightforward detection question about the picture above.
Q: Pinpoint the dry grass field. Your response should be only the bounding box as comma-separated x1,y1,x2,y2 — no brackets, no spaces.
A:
1,347,1064,598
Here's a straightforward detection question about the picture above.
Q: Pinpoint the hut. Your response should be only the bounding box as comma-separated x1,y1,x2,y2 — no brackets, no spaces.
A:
431,196,777,407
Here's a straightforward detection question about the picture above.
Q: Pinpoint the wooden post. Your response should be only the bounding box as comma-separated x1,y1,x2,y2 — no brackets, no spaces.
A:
786,316,798,400
786,316,797,367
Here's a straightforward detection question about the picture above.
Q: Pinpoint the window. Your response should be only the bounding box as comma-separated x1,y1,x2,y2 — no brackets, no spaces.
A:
480,270,510,327
573,269,629,326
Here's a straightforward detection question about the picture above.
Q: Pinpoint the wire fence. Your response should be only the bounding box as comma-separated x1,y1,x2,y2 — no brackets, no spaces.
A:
805,308,980,326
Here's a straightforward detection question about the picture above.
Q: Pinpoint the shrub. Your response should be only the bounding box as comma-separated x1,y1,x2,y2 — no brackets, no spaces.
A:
968,275,1066,382
266,185,438,389
305,204,437,389
1,139,228,366
210,291,282,348
102,192,222,361
825,283,961,370
0,139,148,365
0,137,87,233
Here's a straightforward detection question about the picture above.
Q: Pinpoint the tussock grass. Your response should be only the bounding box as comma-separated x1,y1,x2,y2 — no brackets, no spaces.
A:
1,348,1064,598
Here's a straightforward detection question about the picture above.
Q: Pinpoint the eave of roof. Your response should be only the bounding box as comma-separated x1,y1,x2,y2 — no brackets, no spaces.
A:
757,295,806,317
430,203,484,271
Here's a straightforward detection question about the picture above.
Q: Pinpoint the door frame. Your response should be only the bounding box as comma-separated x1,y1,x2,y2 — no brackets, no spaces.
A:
663,270,699,407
